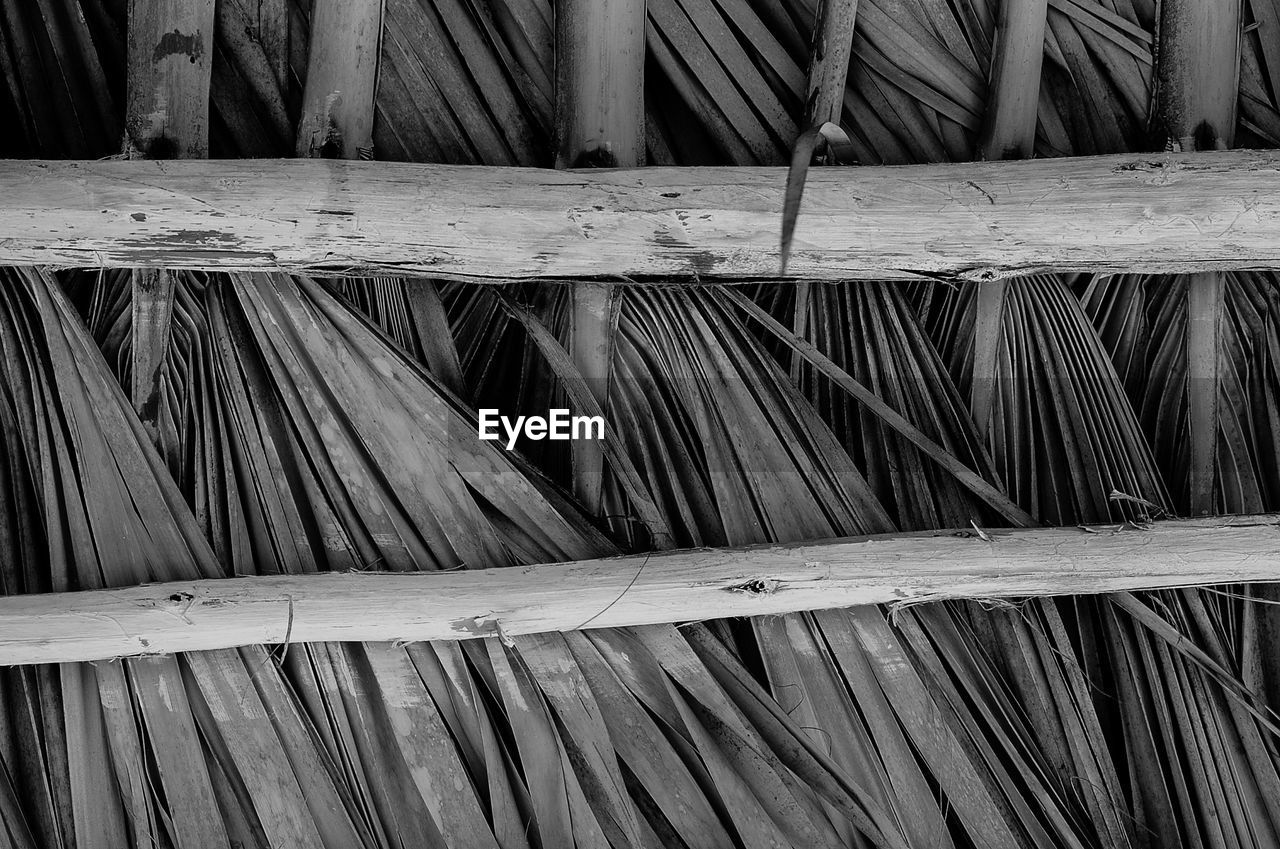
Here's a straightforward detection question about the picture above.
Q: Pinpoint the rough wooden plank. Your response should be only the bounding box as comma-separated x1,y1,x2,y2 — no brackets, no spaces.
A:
125,0,217,158
1,515,1278,666
6,152,1280,281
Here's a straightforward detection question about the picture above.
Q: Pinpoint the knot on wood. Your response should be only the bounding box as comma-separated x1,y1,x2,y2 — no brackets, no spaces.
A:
727,578,781,595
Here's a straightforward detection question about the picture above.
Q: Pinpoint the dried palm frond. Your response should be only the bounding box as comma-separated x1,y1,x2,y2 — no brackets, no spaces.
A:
752,280,1004,530
913,274,1169,525
11,2,1280,848
1080,272,1280,515
0,0,120,157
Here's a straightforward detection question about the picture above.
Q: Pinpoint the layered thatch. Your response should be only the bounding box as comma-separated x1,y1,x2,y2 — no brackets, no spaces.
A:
3,1,1280,848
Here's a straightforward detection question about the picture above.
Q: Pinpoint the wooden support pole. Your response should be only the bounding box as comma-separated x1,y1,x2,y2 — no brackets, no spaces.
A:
977,0,1048,160
970,0,1046,429
0,515,1278,666
553,0,646,168
129,267,177,433
1156,0,1241,151
554,0,646,510
296,0,383,158
568,283,615,511
791,0,858,347
125,0,217,158
1156,0,1241,514
7,152,1280,281
1186,272,1224,515
125,0,216,436
803,0,858,128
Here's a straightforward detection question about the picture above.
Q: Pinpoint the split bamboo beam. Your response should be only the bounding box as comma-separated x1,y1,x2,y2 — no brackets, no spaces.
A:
7,151,1280,281
1,515,1278,666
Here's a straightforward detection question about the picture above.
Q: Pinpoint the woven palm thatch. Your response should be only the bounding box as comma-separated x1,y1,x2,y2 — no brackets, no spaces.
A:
3,1,1280,848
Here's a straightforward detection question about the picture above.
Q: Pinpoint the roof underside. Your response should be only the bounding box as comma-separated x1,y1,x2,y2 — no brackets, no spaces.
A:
8,0,1280,163
3,2,1280,849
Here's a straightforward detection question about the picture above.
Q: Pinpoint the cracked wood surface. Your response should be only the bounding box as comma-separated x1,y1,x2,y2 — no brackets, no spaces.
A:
1,514,1278,665
4,150,1280,281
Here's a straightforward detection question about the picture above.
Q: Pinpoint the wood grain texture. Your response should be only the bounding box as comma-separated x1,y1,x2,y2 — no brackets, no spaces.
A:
7,152,1280,280
1,515,1279,665
126,0,217,158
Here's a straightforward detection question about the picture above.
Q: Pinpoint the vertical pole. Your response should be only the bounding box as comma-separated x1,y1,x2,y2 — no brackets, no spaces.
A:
1157,0,1240,152
556,0,647,513
1157,0,1241,514
803,0,858,129
970,0,1049,432
125,0,216,158
792,0,858,354
977,0,1048,161
129,267,177,438
296,0,384,159
125,0,216,434
1185,272,1223,515
553,0,646,169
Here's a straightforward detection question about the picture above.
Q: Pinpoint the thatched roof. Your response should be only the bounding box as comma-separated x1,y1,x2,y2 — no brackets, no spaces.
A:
2,1,1280,848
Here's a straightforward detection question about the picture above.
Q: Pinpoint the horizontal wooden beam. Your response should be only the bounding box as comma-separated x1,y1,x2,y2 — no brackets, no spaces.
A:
2,515,1277,666
6,151,1280,281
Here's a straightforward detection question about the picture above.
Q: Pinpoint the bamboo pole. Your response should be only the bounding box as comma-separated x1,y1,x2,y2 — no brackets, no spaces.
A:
553,0,646,169
554,0,646,510
977,0,1048,161
803,0,858,128
970,0,1047,431
1155,0,1241,515
125,0,217,158
125,0,216,434
1156,0,1241,151
791,0,858,354
296,0,383,158
0,515,1277,666
7,152,1280,280
1186,271,1224,515
129,267,176,434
